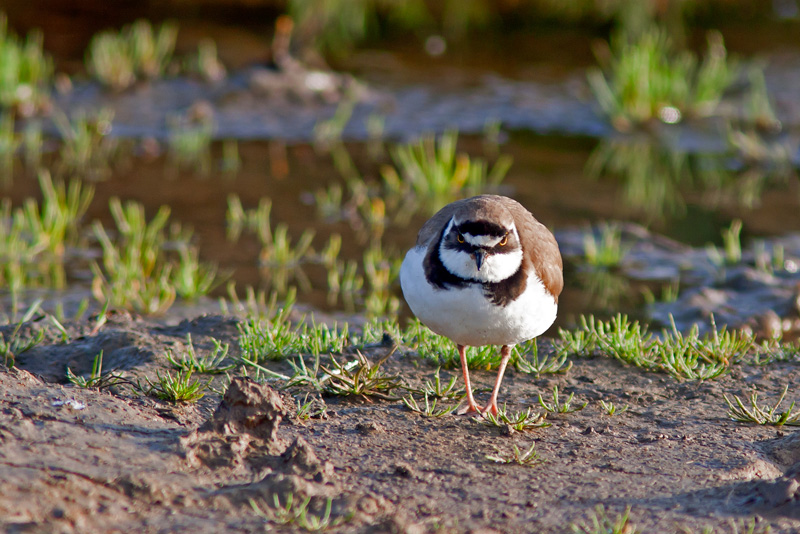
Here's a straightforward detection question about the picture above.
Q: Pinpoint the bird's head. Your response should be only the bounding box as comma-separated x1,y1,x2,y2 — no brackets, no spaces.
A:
438,216,523,283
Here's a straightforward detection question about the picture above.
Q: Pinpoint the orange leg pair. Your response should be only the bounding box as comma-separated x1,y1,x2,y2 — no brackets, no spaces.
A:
457,344,512,416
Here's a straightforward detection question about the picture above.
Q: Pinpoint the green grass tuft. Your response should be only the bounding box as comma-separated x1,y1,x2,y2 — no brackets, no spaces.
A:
599,400,628,416
0,172,94,296
86,19,178,91
538,386,587,414
319,351,402,401
54,109,118,180
166,334,234,374
137,368,207,403
481,405,550,432
91,197,220,314
588,26,738,129
558,314,753,380
250,493,350,531
0,13,52,116
723,386,800,427
583,223,627,268
486,442,544,467
0,301,45,367
402,392,458,417
570,505,638,534
383,130,512,215
67,350,129,389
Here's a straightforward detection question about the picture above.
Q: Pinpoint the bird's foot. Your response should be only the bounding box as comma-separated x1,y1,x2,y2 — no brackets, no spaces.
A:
481,401,499,417
456,401,482,415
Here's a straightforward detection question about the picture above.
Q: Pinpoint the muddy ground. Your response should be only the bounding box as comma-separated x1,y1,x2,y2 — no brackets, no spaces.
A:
1,313,800,533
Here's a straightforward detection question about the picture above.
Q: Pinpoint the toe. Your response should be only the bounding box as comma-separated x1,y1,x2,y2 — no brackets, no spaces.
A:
481,402,498,416
457,402,481,415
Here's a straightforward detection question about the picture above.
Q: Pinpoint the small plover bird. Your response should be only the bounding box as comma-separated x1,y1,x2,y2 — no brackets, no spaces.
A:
400,195,563,415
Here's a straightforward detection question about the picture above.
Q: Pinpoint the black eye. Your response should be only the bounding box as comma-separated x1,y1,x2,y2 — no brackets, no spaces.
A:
499,235,508,246
457,234,464,244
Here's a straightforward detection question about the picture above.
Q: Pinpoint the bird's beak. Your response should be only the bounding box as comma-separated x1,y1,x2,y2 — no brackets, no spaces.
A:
473,250,485,270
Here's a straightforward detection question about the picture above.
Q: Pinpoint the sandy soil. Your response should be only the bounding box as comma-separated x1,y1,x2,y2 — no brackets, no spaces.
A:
1,313,800,533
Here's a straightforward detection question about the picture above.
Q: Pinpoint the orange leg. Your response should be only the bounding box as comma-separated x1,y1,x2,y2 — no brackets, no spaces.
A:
482,345,512,416
457,344,481,414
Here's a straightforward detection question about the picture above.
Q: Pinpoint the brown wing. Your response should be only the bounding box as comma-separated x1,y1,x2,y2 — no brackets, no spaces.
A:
492,196,564,301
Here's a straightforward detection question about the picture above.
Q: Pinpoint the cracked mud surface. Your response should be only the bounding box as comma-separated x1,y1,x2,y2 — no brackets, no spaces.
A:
1,314,800,533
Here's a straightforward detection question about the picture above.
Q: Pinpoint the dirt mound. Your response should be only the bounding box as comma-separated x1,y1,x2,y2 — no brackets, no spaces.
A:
181,377,290,468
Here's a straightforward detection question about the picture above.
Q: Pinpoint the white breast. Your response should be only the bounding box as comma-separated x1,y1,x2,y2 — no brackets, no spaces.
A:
399,246,558,347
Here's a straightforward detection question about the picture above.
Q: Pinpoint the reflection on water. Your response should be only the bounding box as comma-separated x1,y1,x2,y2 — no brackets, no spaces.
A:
586,129,799,228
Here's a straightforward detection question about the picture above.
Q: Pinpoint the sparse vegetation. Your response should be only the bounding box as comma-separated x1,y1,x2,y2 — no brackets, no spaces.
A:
227,195,315,267
0,172,94,297
320,351,401,400
383,130,512,215
236,308,355,364
584,223,627,267
538,386,587,414
706,219,743,266
680,518,773,534
743,67,780,131
600,400,628,416
481,405,550,432
67,351,129,389
166,334,234,374
226,194,317,294
185,38,226,82
284,352,325,389
753,336,800,364
512,339,573,377
571,505,638,534
250,494,349,531
407,368,465,400
1,5,800,533
404,320,503,370
171,244,222,300
723,386,800,427
0,301,45,367
586,137,694,218
588,26,738,129
486,442,544,467
91,198,220,314
558,314,754,380
295,393,328,420
220,284,297,321
238,315,299,362
137,368,207,403
0,13,52,116
362,244,401,318
405,324,572,374
402,392,459,417
86,19,178,91
167,112,214,176
54,109,118,180
313,98,356,148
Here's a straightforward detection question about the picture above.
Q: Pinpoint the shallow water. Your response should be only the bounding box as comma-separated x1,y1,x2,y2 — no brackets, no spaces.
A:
4,129,800,334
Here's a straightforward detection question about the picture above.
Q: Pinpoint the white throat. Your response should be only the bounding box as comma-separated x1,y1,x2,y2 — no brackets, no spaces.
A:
439,218,523,283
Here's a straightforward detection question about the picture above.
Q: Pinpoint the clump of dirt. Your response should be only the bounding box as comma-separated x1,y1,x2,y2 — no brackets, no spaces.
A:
180,377,350,523
181,377,289,468
2,313,800,533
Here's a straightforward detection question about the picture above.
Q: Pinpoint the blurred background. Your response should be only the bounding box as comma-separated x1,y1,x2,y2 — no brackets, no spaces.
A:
2,0,800,337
